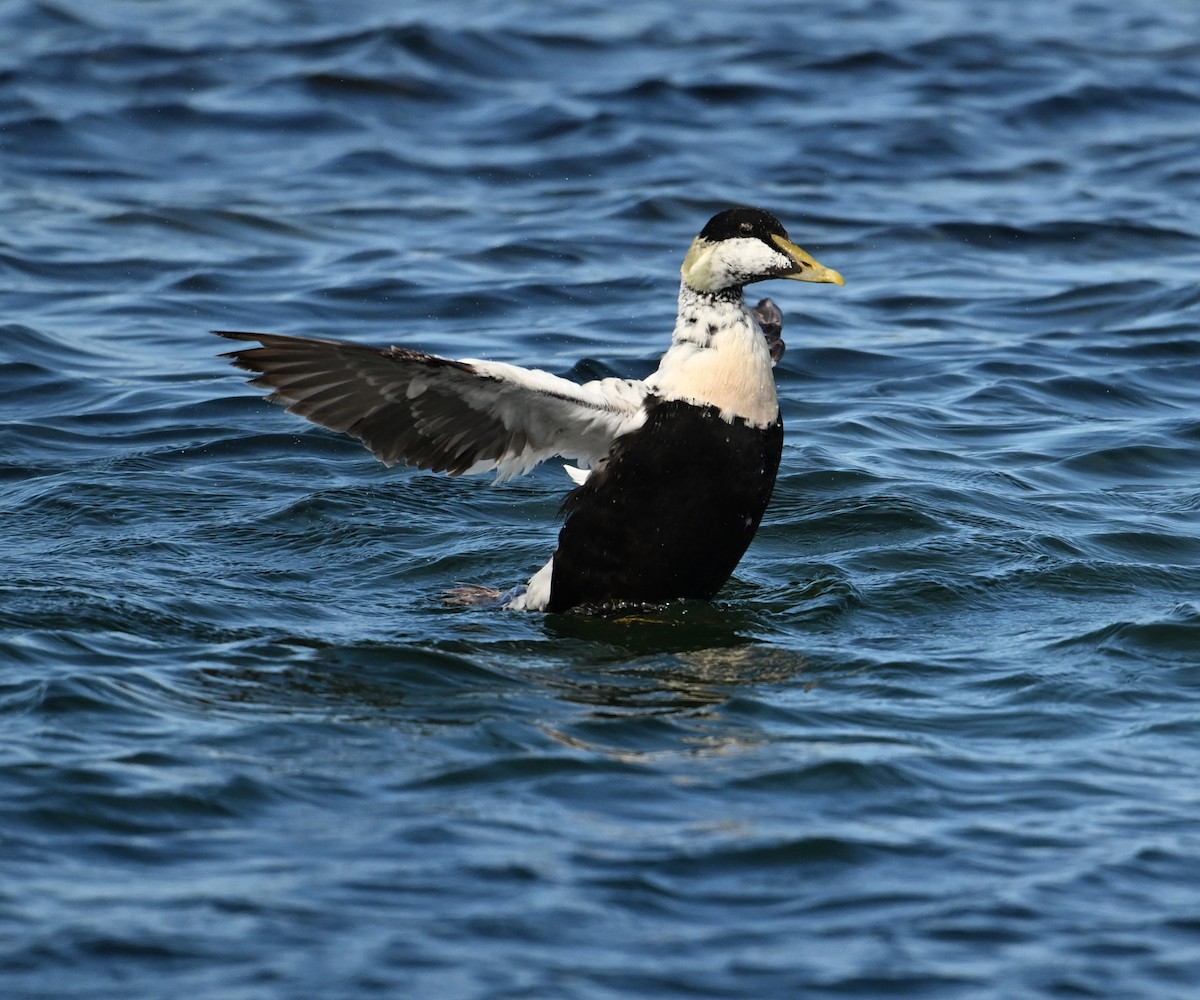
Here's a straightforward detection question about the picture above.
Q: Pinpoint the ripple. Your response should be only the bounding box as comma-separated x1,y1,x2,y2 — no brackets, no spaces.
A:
4,1,1200,998
1055,605,1200,660
1057,443,1200,483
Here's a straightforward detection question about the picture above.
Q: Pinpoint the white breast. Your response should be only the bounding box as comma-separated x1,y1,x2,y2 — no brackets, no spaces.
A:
645,285,779,427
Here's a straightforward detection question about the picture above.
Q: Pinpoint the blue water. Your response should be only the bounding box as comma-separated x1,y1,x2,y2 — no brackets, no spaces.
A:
4,0,1200,996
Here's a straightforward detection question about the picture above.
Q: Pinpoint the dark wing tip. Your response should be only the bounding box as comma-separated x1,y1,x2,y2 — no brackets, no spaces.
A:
750,299,782,338
212,330,279,363
751,299,785,364
212,330,267,341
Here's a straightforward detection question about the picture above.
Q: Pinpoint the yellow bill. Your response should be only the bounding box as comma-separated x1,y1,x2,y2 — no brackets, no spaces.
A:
771,234,845,285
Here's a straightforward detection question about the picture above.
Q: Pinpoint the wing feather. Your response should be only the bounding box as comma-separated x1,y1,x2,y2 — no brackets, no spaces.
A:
215,331,646,479
751,298,785,364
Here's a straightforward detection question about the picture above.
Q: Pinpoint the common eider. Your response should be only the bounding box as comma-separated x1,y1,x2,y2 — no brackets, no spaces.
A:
216,207,844,613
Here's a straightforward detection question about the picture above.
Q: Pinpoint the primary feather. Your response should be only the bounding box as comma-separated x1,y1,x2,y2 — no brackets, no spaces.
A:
215,331,647,481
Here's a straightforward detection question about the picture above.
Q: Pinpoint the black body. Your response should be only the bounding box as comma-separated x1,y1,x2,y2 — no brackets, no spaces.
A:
547,398,784,613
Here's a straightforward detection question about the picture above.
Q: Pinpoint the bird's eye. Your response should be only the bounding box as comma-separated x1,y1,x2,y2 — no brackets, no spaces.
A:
739,221,753,234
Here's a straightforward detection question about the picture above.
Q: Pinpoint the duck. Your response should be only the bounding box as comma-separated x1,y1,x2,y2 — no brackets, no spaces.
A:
216,206,843,613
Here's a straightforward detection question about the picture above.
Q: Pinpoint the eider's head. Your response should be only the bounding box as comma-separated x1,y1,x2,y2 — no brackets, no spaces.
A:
681,207,845,295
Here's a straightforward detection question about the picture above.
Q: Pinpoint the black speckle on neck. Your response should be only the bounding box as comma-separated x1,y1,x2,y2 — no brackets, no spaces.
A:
685,284,745,303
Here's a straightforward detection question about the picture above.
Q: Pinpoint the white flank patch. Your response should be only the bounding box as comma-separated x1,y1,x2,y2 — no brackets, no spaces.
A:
506,557,554,611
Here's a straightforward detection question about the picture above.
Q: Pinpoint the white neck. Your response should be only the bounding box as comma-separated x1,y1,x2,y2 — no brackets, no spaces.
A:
645,282,779,427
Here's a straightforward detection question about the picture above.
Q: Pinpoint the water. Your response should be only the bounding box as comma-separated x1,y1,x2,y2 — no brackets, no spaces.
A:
3,0,1200,996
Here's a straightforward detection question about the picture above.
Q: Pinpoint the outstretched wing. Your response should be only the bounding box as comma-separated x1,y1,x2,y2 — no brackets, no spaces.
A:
215,331,647,480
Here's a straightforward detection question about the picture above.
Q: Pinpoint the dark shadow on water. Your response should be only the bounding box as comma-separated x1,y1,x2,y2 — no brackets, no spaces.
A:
525,601,811,714
537,642,810,716
186,598,807,723
540,598,762,656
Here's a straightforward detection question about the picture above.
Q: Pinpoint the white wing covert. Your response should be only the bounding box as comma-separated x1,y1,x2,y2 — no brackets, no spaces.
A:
216,331,646,480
